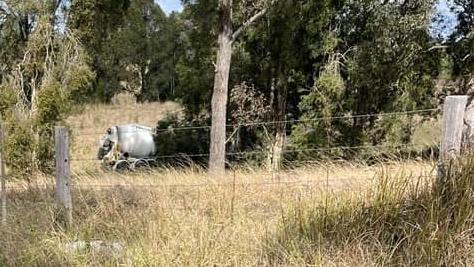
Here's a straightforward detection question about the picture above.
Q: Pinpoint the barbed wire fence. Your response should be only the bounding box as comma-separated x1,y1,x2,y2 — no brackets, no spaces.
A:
1,97,467,228
74,108,440,136
70,108,440,161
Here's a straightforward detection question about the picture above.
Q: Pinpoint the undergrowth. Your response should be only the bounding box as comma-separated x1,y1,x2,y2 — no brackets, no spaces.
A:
267,157,474,266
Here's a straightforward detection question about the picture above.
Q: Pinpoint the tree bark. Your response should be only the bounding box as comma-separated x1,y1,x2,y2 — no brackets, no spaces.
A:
209,0,233,176
267,76,287,173
209,0,270,175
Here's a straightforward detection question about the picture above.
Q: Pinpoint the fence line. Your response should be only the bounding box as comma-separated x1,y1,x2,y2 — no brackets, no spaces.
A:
236,108,439,128
0,106,444,228
72,108,440,136
69,143,432,162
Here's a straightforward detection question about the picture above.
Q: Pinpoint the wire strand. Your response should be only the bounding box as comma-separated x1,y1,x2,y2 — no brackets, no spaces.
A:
72,108,440,136
70,143,431,161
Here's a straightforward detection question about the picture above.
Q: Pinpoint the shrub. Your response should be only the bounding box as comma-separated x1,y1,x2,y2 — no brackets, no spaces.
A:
154,113,210,166
0,18,94,178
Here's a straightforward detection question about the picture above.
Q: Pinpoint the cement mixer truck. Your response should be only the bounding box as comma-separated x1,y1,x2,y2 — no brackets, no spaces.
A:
98,124,158,171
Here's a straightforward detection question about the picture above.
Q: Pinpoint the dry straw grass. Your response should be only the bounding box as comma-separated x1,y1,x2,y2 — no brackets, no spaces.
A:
0,98,453,266
268,157,474,266
1,163,434,266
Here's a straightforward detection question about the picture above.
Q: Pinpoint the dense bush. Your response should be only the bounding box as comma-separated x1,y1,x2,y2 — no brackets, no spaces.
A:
0,17,94,178
154,113,210,166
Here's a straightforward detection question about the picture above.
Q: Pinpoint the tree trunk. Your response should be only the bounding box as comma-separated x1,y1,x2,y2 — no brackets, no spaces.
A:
209,0,233,176
270,128,285,172
266,75,287,174
138,66,147,102
463,92,474,152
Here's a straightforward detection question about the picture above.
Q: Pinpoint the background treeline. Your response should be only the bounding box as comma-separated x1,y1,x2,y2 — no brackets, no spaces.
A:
0,0,473,176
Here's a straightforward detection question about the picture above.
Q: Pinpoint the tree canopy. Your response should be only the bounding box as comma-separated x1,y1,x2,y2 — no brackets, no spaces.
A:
1,0,472,174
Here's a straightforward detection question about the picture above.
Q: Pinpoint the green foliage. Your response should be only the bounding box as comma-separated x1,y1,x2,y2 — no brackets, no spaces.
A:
0,84,16,117
68,0,131,52
69,0,130,101
1,0,455,170
290,53,352,161
4,122,35,179
68,0,179,103
289,0,440,159
0,7,94,178
292,69,347,151
154,113,210,166
172,0,441,162
0,1,31,83
172,2,217,118
447,0,474,93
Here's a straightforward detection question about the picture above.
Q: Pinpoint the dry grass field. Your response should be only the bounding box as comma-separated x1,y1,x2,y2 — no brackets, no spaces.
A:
1,96,459,266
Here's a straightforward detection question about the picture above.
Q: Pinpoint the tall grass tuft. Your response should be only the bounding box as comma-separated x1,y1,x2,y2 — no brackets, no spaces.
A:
266,156,474,266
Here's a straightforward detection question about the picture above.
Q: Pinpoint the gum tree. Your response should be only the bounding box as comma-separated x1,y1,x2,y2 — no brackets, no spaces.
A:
209,0,272,175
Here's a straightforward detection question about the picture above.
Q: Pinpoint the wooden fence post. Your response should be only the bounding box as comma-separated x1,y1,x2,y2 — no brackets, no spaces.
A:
438,95,469,182
0,120,6,226
55,126,72,228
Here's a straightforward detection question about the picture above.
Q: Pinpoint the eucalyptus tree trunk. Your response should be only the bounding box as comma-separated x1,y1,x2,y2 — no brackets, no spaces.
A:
209,0,269,176
209,0,233,176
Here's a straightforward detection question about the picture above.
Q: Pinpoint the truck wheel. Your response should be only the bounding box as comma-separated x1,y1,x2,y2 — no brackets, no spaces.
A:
132,159,151,171
113,160,131,172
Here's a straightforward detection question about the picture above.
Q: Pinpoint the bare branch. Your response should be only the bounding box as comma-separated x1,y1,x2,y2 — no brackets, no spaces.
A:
454,31,474,43
225,127,240,144
427,45,448,52
231,7,268,43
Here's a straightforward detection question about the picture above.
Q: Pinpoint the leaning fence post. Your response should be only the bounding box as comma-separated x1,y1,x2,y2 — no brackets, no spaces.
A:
55,126,72,228
438,95,469,182
0,120,6,226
